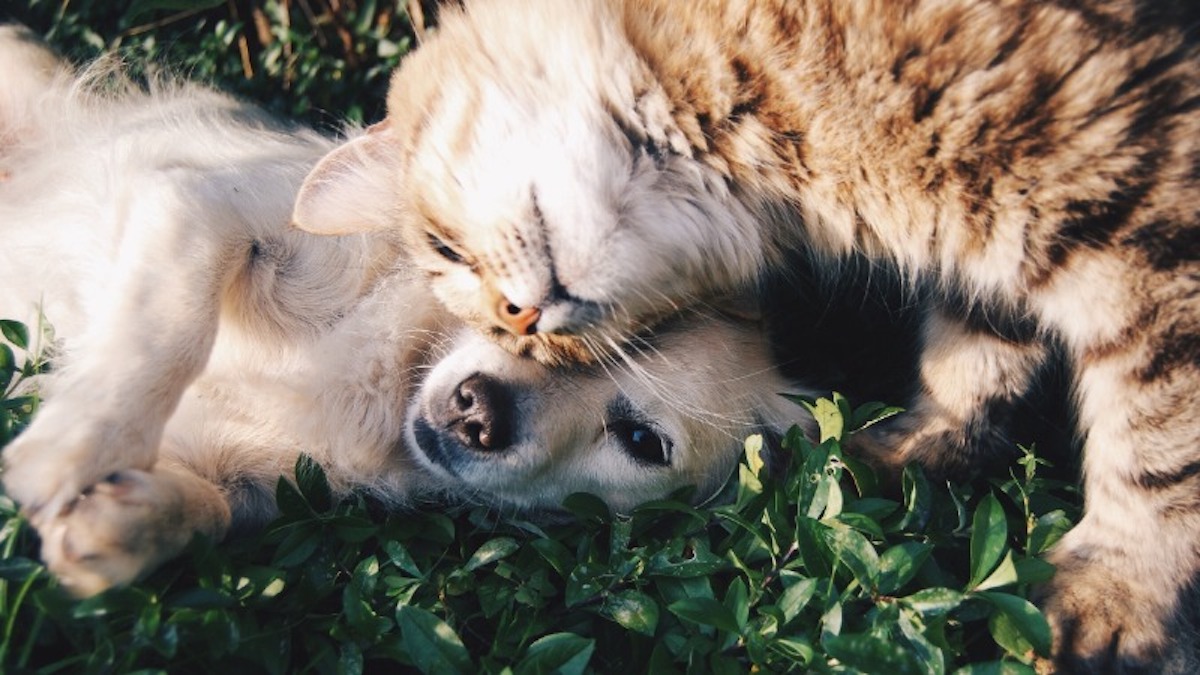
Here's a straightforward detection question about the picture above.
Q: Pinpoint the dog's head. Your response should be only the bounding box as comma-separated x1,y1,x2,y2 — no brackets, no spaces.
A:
405,312,813,514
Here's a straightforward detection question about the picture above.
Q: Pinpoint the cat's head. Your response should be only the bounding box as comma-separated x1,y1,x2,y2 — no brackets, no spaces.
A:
292,0,763,365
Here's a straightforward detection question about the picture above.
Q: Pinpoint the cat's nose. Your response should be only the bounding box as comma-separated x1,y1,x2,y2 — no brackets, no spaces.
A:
497,299,541,336
446,373,513,451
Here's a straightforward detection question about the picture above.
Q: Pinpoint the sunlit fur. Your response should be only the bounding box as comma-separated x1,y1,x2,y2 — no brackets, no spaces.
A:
0,30,811,597
293,1,1200,670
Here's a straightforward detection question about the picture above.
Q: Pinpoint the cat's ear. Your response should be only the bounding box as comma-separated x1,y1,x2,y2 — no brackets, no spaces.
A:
292,122,402,235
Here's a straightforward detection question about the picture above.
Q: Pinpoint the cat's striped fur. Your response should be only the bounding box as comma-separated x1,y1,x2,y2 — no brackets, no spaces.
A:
293,0,1200,670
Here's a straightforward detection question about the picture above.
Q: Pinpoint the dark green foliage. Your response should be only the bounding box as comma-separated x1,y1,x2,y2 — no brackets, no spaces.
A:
0,317,48,450
9,0,424,128
0,318,1081,672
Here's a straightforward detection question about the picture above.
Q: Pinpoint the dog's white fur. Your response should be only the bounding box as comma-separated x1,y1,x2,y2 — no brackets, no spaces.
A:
0,27,809,596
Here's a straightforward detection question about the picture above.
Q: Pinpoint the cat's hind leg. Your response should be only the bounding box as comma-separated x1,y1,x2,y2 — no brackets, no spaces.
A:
1038,293,1200,673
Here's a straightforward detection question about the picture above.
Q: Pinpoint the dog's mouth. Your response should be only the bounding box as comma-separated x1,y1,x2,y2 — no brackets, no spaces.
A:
411,416,462,477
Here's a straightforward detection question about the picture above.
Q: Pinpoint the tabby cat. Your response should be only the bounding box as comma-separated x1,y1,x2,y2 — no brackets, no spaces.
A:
292,0,1200,670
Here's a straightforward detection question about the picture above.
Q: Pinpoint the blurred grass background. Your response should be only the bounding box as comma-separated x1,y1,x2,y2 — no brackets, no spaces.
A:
6,0,440,129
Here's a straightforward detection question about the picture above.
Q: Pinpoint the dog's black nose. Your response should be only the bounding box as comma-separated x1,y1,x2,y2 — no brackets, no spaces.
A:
447,373,513,451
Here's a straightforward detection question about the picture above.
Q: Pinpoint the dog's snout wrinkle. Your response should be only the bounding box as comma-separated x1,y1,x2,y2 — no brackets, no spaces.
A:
446,373,513,451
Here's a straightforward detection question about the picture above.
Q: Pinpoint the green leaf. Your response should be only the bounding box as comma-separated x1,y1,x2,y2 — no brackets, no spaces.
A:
1012,556,1057,585
514,633,595,675
464,537,519,572
725,577,750,631
271,524,320,567
395,605,473,675
561,493,611,522
840,452,880,498
0,343,14,393
331,514,378,543
895,464,933,532
602,589,659,636
384,541,423,578
974,550,1019,592
823,631,925,675
849,401,904,431
632,499,708,526
0,320,29,350
777,576,818,623
968,494,1008,590
901,588,966,617
274,476,313,519
834,511,886,540
342,580,392,641
530,538,574,578
769,636,816,666
988,609,1034,662
744,433,766,476
294,455,333,512
1028,510,1073,555
976,591,1052,657
822,523,879,589
340,642,364,675
801,397,845,443
667,597,742,634
876,542,933,595
0,556,42,581
896,607,946,675
794,518,833,578
564,562,607,607
646,540,729,578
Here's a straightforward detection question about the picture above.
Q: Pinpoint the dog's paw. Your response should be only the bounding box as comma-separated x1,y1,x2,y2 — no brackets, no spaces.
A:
36,470,198,597
1038,550,1195,674
2,409,158,526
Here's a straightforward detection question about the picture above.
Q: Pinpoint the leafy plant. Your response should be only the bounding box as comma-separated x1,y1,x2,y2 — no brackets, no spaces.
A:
0,317,1080,672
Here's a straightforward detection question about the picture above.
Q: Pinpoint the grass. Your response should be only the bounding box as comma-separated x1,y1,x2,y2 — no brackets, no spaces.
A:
2,2,1083,672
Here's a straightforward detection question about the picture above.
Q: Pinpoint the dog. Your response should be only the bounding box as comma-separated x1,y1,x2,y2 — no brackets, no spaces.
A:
0,27,810,596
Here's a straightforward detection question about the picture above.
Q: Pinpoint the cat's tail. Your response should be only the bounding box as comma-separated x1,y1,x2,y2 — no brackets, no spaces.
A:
0,24,72,163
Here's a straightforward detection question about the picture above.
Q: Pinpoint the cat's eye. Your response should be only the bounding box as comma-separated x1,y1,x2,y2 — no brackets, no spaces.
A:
610,418,672,467
427,232,464,264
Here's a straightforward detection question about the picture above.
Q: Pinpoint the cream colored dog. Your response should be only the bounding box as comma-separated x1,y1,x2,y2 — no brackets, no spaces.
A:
0,28,809,596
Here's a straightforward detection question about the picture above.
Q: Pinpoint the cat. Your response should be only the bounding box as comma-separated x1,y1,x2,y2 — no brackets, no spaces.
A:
0,25,809,596
290,0,1200,671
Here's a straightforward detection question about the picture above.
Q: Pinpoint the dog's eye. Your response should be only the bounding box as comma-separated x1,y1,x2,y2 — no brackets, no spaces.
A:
611,419,671,466
427,232,464,264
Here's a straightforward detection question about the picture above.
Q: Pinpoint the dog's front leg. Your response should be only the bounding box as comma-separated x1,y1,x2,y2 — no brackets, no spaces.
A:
37,462,231,597
3,173,244,527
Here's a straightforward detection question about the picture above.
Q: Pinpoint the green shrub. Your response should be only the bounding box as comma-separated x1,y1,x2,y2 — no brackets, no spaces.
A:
0,317,1081,672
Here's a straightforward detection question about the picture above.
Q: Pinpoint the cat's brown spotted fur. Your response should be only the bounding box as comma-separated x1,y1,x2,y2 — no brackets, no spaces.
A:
293,1,1200,670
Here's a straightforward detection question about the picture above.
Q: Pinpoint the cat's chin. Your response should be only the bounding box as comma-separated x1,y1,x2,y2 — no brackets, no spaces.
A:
485,327,599,366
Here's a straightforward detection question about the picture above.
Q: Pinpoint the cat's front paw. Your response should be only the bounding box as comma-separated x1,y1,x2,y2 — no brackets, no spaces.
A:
1039,550,1196,674
848,411,1017,479
36,470,203,597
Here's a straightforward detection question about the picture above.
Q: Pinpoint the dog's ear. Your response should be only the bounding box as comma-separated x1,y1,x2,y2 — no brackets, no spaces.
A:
292,123,401,235
708,286,763,322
